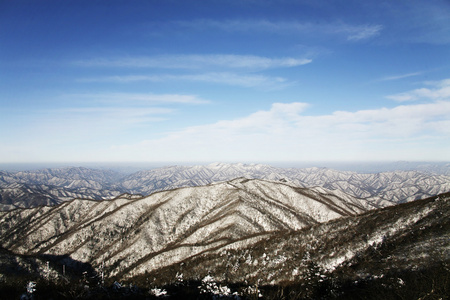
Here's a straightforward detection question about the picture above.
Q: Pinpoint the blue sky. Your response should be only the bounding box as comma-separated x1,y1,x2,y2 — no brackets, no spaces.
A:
1,0,450,163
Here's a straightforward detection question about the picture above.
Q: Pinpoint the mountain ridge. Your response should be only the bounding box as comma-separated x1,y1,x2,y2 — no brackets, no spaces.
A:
1,162,449,211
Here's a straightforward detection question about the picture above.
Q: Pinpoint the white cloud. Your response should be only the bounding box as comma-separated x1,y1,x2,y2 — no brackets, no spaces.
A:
378,72,422,82
344,24,383,41
174,19,382,41
179,72,289,88
110,100,450,162
386,78,450,102
385,93,416,102
76,54,306,88
80,72,290,88
53,106,172,121
66,93,209,104
75,54,312,70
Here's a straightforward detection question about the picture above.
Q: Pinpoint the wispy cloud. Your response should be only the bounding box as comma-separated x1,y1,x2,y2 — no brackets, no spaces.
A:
75,54,312,70
17,106,173,149
173,19,383,41
65,93,209,104
344,24,383,41
177,72,289,88
9,92,209,146
378,72,422,82
80,72,290,88
75,54,308,89
386,78,450,101
51,106,172,123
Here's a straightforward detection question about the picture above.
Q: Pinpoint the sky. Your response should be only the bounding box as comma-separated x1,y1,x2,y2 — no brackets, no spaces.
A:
1,0,450,164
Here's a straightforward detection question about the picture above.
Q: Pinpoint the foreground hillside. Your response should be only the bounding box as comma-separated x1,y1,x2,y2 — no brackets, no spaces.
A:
0,180,448,299
156,192,449,285
2,163,450,210
139,192,449,299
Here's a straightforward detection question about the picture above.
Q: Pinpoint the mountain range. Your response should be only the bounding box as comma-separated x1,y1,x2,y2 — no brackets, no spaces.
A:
1,162,450,210
0,177,448,299
0,178,374,279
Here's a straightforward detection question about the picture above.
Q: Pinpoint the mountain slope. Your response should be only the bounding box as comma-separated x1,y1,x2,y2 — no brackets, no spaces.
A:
0,178,373,280
143,192,449,289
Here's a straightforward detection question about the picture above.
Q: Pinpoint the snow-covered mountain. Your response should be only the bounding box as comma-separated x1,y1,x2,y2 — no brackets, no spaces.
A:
0,178,375,281
149,192,449,289
1,163,449,210
119,162,450,205
0,167,123,210
0,180,448,299
1,167,121,186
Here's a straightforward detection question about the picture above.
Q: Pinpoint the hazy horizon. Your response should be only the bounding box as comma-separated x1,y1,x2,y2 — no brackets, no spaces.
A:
0,160,449,174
